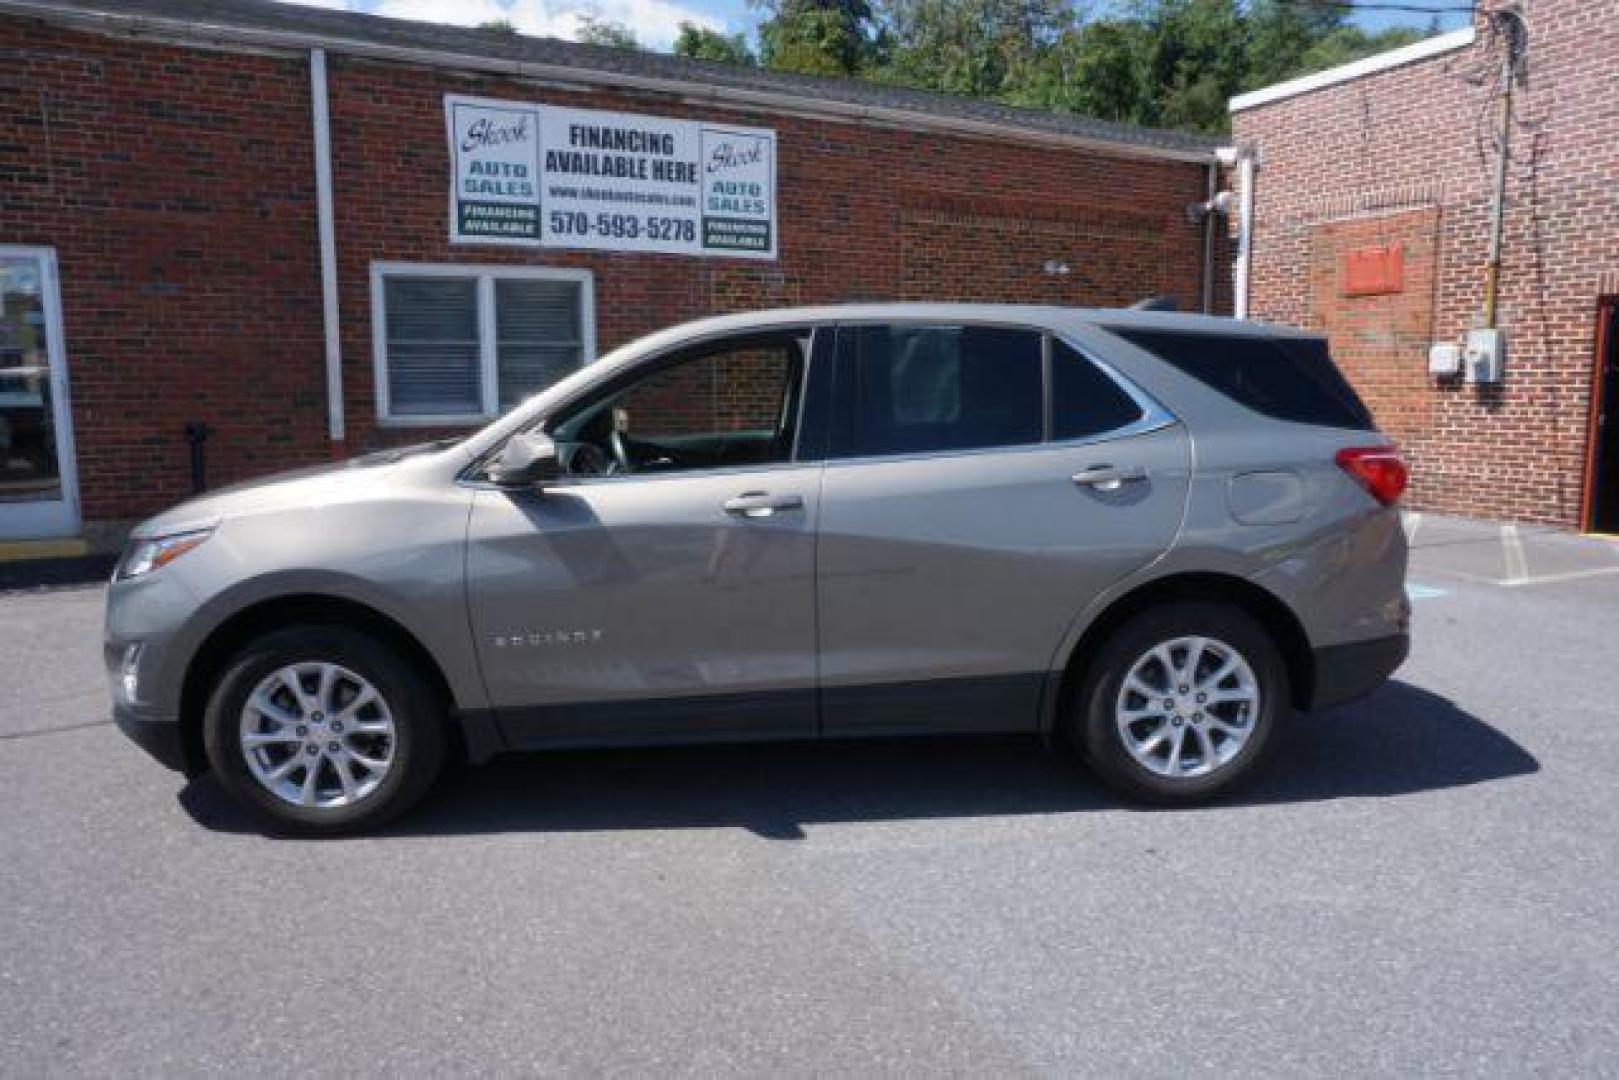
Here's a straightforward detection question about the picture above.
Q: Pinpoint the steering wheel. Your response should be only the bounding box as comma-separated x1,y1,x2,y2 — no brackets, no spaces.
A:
608,428,634,475
563,441,611,477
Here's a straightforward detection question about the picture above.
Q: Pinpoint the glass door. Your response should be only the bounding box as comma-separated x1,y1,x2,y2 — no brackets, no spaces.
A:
0,248,79,539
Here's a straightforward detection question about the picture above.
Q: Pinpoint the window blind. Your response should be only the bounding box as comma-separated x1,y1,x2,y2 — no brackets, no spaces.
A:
383,278,480,417
495,279,583,411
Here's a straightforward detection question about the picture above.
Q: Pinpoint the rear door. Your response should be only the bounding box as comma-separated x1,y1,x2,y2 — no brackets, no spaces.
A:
815,323,1191,735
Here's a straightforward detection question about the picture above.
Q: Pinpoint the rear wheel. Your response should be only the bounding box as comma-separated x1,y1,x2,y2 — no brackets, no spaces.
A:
1072,602,1287,803
202,625,447,835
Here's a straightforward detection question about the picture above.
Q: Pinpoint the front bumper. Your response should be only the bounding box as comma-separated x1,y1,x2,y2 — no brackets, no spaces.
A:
1307,632,1409,711
112,702,196,775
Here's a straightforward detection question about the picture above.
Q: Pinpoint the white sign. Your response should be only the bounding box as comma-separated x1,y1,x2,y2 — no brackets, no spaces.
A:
446,95,777,260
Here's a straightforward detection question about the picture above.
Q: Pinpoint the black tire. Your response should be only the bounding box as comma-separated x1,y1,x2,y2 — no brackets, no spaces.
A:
1070,601,1287,805
202,624,447,835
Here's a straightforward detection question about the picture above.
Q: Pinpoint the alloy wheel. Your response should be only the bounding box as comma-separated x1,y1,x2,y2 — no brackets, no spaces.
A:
1114,635,1260,779
238,662,396,809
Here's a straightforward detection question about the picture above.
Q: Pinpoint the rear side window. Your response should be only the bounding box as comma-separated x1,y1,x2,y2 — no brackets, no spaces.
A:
833,325,1043,457
1107,328,1374,430
1051,339,1144,440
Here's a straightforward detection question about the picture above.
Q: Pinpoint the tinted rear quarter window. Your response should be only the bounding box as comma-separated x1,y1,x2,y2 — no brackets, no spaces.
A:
834,325,1044,457
1108,328,1374,430
1051,339,1144,440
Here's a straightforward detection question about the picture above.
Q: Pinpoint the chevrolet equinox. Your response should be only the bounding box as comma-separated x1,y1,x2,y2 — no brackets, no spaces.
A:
107,305,1410,833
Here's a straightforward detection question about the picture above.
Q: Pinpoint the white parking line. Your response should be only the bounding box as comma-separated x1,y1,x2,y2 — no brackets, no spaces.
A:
1502,524,1530,584
1498,565,1619,588
1403,511,1423,544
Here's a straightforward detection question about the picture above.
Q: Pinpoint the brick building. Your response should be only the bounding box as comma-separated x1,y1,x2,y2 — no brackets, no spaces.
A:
1229,2,1619,529
0,0,1225,546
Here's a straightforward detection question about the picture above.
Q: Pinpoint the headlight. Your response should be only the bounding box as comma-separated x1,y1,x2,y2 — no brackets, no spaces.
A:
115,528,213,581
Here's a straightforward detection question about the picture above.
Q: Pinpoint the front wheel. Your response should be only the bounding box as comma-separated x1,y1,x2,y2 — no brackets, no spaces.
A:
1071,602,1287,804
202,625,447,835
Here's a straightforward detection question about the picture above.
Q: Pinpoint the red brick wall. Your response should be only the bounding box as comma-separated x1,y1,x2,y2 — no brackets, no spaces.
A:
1,12,1217,533
327,54,1215,453
0,19,328,524
1308,210,1439,462
1233,1,1619,525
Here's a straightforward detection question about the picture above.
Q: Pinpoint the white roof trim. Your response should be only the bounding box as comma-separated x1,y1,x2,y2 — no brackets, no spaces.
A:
1230,27,1476,113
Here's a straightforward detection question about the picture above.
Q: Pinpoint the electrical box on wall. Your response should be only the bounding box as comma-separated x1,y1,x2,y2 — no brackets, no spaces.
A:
1464,329,1506,383
1428,342,1462,377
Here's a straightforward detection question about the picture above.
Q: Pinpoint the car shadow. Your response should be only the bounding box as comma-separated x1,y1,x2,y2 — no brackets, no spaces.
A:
177,679,1539,840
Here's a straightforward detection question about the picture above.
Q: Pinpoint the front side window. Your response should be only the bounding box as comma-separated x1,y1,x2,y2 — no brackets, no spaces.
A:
833,325,1044,458
551,332,808,477
374,265,593,424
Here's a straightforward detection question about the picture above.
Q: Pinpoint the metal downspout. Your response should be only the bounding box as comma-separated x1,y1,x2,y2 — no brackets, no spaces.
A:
311,48,345,451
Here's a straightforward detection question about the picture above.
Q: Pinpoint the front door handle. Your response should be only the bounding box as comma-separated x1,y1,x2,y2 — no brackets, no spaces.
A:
1071,464,1148,492
723,492,804,518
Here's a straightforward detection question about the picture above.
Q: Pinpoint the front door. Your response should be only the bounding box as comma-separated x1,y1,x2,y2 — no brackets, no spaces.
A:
1589,301,1619,534
816,323,1191,734
466,328,826,747
0,248,78,539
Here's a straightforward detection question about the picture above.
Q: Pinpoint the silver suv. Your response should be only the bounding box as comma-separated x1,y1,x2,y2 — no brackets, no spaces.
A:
107,305,1410,833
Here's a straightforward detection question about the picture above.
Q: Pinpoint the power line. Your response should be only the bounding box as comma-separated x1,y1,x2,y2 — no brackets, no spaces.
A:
1266,0,1479,16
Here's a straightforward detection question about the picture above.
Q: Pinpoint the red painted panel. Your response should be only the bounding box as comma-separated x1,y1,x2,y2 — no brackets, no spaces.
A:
1342,243,1405,297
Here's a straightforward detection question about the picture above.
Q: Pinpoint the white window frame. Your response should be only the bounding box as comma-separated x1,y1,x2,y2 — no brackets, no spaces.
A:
0,245,80,539
370,262,595,427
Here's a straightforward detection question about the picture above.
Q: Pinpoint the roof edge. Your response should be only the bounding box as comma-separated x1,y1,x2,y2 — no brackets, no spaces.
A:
0,0,1217,165
1230,26,1476,113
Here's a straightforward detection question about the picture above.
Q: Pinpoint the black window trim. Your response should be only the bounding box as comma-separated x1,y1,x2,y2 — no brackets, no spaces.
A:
1041,331,1054,443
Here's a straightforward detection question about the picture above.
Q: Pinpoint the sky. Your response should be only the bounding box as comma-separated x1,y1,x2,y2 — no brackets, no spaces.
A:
276,0,1471,53
279,0,748,49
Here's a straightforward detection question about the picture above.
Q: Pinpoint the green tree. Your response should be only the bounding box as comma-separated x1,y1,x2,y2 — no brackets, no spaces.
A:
477,19,519,36
1293,24,1425,74
883,0,1441,135
754,0,876,75
575,16,640,49
743,0,1450,135
875,0,1078,99
1242,0,1344,87
673,21,759,65
1007,19,1151,123
1142,0,1249,132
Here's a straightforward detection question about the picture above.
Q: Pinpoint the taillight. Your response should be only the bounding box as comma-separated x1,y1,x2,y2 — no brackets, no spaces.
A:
1336,446,1408,506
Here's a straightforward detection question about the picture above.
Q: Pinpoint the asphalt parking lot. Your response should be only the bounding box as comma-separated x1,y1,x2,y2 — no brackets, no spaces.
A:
2,515,1617,1076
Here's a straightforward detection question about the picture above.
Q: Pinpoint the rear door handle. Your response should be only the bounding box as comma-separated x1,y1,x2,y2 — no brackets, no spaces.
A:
1071,464,1148,492
723,492,804,518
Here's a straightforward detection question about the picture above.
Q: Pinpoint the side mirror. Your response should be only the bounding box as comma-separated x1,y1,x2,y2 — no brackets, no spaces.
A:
487,431,562,489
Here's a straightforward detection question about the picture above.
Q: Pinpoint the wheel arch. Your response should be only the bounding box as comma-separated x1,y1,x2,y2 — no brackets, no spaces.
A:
1050,571,1315,731
177,593,460,776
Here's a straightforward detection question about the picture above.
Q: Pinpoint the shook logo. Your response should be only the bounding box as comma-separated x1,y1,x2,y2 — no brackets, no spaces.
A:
706,137,764,174
462,114,531,154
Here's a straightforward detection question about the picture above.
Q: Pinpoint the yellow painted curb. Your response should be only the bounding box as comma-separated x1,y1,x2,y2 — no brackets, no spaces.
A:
0,538,92,562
